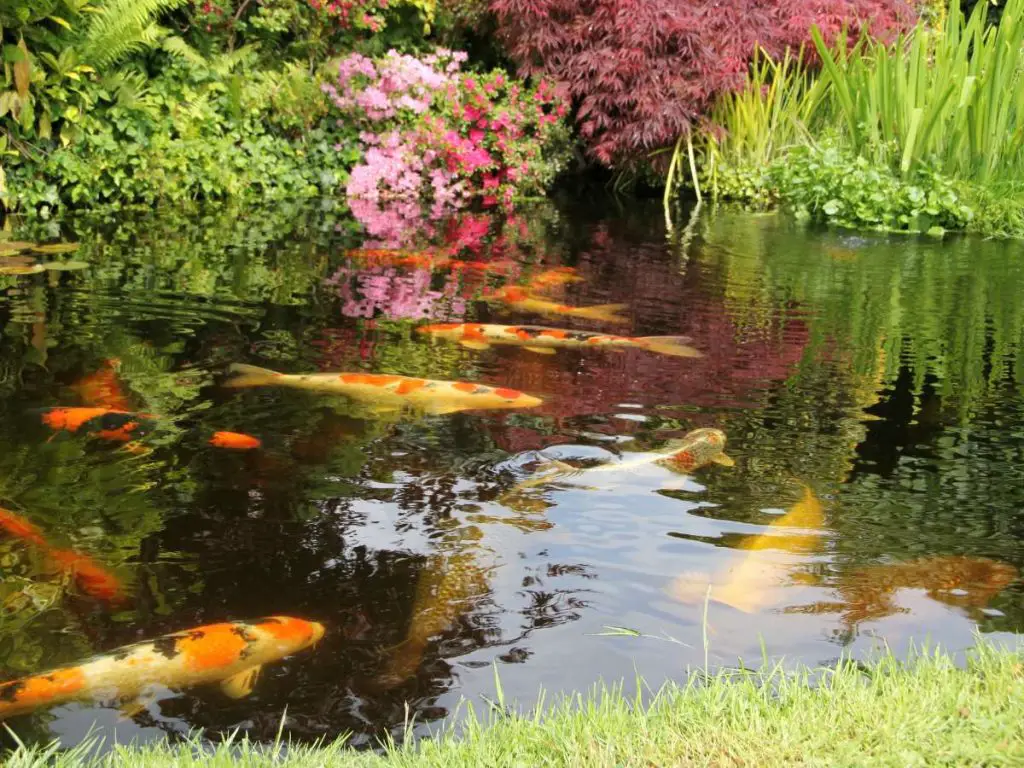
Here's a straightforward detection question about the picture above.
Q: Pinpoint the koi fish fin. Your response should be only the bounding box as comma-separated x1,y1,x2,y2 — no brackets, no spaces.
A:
523,346,557,355
712,453,736,467
568,303,630,324
422,403,466,416
118,697,152,720
635,336,703,358
223,363,282,389
221,666,261,699
458,340,491,350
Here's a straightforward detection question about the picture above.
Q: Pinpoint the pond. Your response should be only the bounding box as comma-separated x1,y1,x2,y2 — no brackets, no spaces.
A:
0,199,1022,750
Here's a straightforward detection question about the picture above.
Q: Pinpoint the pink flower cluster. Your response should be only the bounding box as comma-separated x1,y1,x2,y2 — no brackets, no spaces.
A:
326,47,570,243
325,265,468,320
307,0,389,32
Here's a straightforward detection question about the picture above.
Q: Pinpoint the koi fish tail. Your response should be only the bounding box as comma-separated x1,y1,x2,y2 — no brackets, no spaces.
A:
568,303,630,324
223,363,282,389
635,336,703,358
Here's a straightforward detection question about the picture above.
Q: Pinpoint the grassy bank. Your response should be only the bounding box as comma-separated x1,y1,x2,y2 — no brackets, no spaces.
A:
6,645,1024,767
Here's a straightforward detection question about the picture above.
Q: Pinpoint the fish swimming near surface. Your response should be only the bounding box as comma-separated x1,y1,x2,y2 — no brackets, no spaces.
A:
488,286,630,325
525,267,584,293
0,616,325,720
39,407,158,443
668,484,827,614
417,323,702,358
0,507,47,549
71,359,132,412
207,431,262,450
504,428,734,504
345,248,450,271
223,364,543,415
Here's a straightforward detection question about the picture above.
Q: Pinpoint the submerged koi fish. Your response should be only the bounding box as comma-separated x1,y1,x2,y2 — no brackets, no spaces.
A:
670,484,826,614
48,548,126,605
207,431,262,450
787,555,1018,630
489,286,629,325
0,616,324,720
223,363,543,415
71,359,132,412
40,407,158,443
525,267,583,293
417,322,702,358
505,428,734,499
0,507,126,605
345,248,450,271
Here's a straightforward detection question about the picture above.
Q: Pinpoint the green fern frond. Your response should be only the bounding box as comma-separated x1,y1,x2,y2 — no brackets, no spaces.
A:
161,35,206,67
77,0,188,68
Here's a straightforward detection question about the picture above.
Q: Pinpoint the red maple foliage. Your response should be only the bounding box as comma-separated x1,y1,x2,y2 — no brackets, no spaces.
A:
489,0,914,166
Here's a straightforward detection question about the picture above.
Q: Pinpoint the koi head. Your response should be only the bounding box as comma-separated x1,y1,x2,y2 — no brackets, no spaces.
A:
252,616,326,651
209,431,262,450
416,323,464,340
664,428,733,470
446,382,543,410
49,548,126,604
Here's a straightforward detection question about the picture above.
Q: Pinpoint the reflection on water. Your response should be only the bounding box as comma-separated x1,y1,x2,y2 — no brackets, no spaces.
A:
0,201,1022,751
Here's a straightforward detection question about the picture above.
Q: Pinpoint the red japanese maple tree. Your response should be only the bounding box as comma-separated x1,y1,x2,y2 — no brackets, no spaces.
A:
489,0,914,166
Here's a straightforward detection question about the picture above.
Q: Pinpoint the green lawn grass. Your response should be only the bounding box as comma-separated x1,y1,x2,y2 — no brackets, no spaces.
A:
6,644,1023,767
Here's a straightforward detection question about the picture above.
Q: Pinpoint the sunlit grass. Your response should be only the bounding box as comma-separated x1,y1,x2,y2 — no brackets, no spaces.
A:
5,643,1024,767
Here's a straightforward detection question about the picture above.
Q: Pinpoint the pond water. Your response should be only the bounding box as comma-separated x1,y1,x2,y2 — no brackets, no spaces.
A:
0,199,1022,751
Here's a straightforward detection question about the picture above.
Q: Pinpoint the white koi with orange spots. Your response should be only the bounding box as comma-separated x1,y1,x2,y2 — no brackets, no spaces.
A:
223,364,542,415
417,322,702,358
0,617,324,719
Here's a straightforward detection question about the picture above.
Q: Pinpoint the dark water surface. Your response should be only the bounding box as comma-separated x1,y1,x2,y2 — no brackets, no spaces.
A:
1,200,1022,750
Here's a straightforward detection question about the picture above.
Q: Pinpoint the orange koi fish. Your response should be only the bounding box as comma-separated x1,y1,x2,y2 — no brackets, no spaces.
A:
489,286,629,324
346,248,451,271
0,616,324,719
417,322,701,358
223,363,543,415
47,548,126,605
207,431,262,450
71,359,132,412
40,407,158,443
0,507,47,548
525,267,583,293
505,428,733,500
786,555,1018,630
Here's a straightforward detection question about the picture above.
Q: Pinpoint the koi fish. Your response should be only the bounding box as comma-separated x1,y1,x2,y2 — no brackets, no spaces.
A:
0,616,324,720
0,507,47,548
207,431,262,450
675,484,826,614
346,248,450,271
48,548,126,605
504,428,734,502
0,507,126,605
40,407,158,443
223,364,543,415
71,359,132,412
786,555,1018,631
488,286,629,324
525,267,583,293
381,546,490,686
417,322,702,358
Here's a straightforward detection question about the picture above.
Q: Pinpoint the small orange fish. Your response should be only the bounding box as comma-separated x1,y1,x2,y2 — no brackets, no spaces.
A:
489,286,629,324
417,322,701,357
71,359,132,411
0,617,325,719
346,248,450,271
0,507,48,548
223,363,543,415
526,267,583,293
40,407,158,442
208,431,262,450
48,548,125,605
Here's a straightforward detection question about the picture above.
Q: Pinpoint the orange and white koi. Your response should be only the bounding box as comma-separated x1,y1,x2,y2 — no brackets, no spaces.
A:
71,359,132,412
417,322,701,358
223,363,543,415
0,616,324,719
40,407,158,443
506,428,734,498
488,286,629,324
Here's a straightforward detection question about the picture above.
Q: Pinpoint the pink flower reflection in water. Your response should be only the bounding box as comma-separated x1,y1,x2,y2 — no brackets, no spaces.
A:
325,265,469,320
